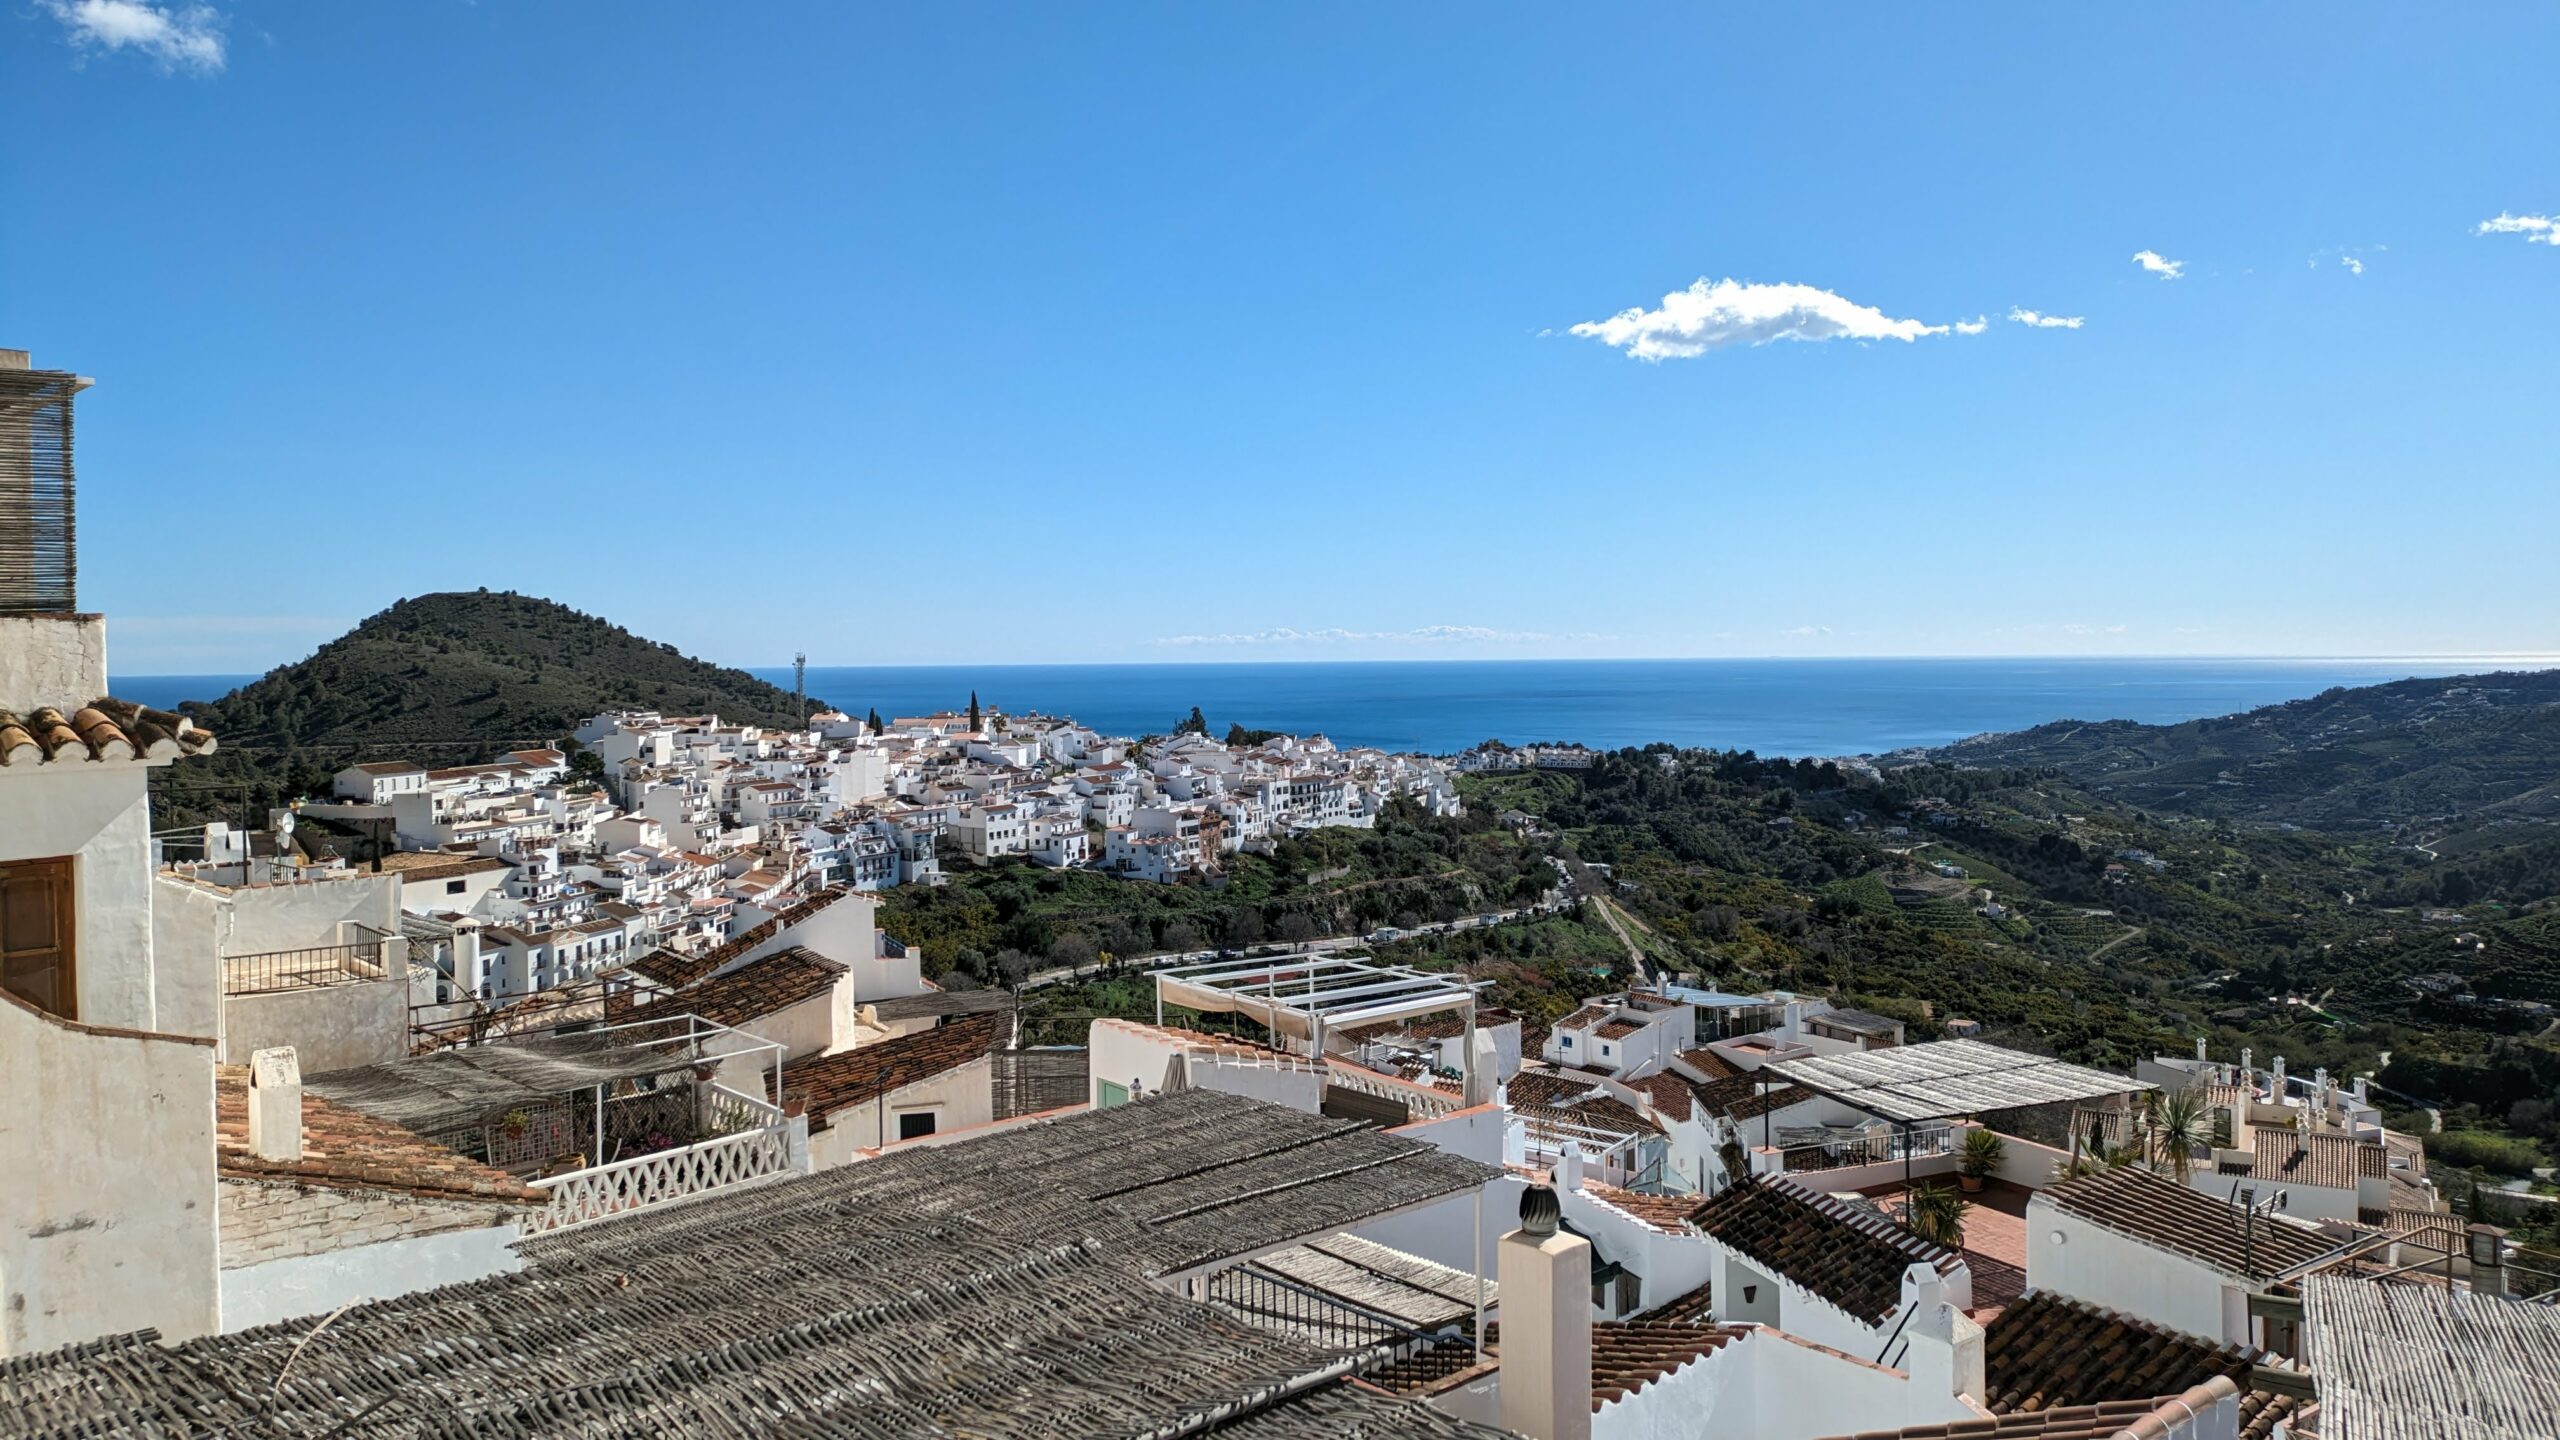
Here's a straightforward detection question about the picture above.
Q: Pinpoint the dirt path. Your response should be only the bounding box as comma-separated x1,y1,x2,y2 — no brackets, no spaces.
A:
2087,925,2145,962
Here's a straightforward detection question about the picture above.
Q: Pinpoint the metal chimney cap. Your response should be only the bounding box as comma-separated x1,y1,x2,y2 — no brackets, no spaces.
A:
1519,1183,1561,1238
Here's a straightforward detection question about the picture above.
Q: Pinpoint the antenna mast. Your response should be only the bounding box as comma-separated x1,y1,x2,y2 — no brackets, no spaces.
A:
794,652,807,726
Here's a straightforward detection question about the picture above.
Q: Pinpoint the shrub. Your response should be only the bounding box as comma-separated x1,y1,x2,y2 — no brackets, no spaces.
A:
2424,1129,2544,1177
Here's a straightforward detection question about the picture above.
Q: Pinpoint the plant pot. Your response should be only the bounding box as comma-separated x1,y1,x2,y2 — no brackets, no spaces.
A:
1958,1174,1984,1193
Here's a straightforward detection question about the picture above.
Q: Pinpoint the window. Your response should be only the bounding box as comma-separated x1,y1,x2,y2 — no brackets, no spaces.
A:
897,1111,938,1141
1096,1080,1130,1109
1,856,77,1019
446,878,468,894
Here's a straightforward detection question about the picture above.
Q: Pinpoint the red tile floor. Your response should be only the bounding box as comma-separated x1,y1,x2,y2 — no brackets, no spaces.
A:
1856,1177,2033,1324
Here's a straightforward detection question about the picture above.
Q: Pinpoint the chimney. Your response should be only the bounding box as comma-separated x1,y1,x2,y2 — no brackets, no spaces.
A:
1464,1026,1498,1108
1901,1275,1985,1406
2240,1047,2253,1083
2468,1224,2511,1299
2195,1036,2209,1061
2352,1076,2369,1105
2270,1055,2286,1100
1557,1143,1585,1193
1499,1185,1593,1440
247,1046,303,1162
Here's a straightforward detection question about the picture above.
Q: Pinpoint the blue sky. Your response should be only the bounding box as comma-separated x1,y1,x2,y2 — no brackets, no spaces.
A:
7,4,2557,672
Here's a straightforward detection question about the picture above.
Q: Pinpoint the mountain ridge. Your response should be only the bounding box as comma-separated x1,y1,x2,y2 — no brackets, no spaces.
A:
154,591,824,825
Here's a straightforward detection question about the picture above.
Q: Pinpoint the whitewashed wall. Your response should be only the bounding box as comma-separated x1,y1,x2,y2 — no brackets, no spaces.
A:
0,998,220,1354
804,1056,997,1169
2025,1195,2245,1344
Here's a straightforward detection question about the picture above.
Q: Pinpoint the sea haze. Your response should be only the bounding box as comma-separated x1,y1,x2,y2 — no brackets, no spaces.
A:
114,658,2519,758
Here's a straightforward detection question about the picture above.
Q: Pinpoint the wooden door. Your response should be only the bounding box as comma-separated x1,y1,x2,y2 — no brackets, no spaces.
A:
0,856,76,1019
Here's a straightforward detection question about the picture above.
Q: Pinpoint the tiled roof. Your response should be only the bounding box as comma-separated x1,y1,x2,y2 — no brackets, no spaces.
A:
2039,1164,2339,1280
2244,1128,2383,1193
1627,1071,1694,1122
1593,1019,1643,1040
633,885,855,990
1582,1181,1700,1235
0,698,215,767
1685,1176,1958,1323
1677,1048,1742,1081
374,852,514,882
213,1064,540,1205
1819,1383,2244,1440
1,1094,1500,1440
1693,1072,1817,1121
776,1014,1006,1132
1985,1292,2305,1440
634,945,845,1030
1590,1321,1749,1408
1505,1068,1605,1110
1558,1004,1614,1031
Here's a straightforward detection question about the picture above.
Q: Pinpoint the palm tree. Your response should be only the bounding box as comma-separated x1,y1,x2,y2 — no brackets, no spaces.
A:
1906,1181,1969,1249
2147,1087,2213,1183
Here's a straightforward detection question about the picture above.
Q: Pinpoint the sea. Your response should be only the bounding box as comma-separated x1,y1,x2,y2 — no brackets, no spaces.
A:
111,657,2540,758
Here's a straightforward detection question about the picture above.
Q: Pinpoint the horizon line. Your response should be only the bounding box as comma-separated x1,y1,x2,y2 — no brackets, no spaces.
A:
110,651,2560,679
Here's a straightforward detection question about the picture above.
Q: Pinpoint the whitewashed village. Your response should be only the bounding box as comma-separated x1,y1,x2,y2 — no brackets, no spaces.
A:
7,354,2552,1437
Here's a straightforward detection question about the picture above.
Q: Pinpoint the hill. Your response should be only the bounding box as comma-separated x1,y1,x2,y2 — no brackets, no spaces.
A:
1918,669,2560,833
155,591,820,826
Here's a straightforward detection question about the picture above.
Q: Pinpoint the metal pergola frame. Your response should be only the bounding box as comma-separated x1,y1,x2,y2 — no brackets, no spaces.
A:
1153,953,1489,1099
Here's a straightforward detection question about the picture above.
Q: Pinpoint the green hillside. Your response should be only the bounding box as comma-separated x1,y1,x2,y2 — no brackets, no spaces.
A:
1924,669,2560,832
154,591,820,826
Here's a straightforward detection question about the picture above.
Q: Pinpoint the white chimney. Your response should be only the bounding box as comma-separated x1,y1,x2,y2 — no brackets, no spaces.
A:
2195,1036,2209,1061
247,1046,303,1162
2240,1047,2253,1081
2272,1055,2287,1097
1465,1027,1498,1108
1557,1143,1585,1193
1500,1185,1593,1440
1901,1275,1985,1406
2353,1076,2369,1105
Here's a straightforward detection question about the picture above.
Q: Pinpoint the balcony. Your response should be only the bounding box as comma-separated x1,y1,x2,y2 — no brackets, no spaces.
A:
220,928,394,996
316,1012,805,1236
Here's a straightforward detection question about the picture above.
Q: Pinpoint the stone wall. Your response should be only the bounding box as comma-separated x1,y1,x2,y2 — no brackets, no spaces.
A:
217,1178,522,1269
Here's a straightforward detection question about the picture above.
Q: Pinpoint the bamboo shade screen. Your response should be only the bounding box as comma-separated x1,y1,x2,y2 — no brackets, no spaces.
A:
0,368,77,614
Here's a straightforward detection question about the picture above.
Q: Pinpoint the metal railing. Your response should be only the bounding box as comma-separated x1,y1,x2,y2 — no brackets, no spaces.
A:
1206,1262,1454,1354
1778,1123,1957,1174
221,938,389,996
522,1120,795,1234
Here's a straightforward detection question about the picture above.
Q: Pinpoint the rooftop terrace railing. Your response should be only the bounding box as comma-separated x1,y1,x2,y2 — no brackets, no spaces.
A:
220,935,390,996
522,1118,795,1234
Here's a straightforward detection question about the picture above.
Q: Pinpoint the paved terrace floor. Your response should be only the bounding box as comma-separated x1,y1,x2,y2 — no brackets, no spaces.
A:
1856,1177,2033,1324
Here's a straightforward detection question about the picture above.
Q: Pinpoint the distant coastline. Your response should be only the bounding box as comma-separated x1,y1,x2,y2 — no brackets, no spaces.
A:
113,655,2538,759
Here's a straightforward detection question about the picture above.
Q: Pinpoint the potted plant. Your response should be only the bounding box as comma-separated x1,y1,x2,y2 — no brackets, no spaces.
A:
1956,1127,2006,1193
1906,1181,1969,1249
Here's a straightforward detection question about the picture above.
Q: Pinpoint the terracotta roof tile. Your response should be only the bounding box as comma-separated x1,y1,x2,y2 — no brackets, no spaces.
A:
2242,1128,2383,1193
1593,1019,1643,1040
632,945,845,1031
213,1064,540,1205
1686,1176,1959,1323
1581,1181,1699,1234
1627,1072,1695,1123
1677,1048,1742,1081
1985,1292,2305,1440
2039,1164,2340,1281
1589,1320,1749,1407
0,698,215,767
1557,1004,1614,1031
774,1013,1007,1132
632,886,853,990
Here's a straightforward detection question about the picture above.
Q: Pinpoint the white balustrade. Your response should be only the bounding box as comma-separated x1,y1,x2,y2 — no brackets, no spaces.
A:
524,1122,793,1234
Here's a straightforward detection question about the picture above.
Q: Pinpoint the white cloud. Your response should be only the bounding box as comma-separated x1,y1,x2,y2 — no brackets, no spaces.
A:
1570,277,1955,361
2007,307,2085,330
2340,255,2365,276
2131,249,2185,280
2477,212,2559,247
40,0,225,72
1779,625,1833,639
1952,315,1989,336
1153,624,1605,648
